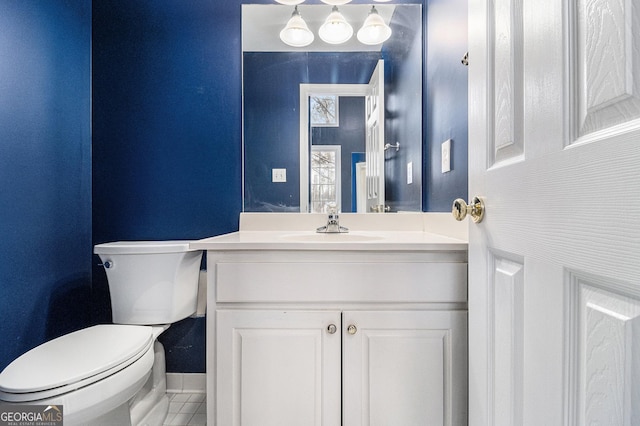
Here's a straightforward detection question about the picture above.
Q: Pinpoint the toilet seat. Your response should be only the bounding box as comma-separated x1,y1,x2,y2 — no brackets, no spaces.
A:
0,324,153,402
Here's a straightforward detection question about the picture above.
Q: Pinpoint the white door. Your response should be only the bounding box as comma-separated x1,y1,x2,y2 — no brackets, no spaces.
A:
468,0,640,425
216,310,342,426
342,310,468,425
365,60,385,212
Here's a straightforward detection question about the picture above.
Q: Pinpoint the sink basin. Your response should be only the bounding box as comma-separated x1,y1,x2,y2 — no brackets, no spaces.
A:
280,233,383,243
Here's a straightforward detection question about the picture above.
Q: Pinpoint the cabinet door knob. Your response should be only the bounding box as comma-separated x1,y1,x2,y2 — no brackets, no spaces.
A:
347,324,357,335
327,324,337,334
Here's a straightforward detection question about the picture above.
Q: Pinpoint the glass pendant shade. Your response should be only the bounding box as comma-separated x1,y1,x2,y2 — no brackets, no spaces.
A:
320,0,352,4
275,0,305,5
318,7,353,45
357,6,392,45
280,6,314,47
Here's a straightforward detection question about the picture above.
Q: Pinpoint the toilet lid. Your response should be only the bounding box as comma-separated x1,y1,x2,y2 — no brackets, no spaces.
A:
0,324,153,395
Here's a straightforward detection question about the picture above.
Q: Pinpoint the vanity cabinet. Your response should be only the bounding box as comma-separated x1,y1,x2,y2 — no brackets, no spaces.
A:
217,309,466,426
207,249,468,426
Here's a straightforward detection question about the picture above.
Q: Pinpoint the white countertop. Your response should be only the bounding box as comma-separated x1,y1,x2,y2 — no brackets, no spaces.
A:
190,213,468,252
191,230,466,251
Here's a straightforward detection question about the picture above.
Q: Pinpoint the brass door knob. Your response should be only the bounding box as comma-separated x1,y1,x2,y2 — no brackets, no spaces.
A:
452,196,485,223
347,325,357,335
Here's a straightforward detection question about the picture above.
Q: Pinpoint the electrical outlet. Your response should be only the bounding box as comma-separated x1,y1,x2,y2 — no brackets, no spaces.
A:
441,139,451,173
272,168,286,182
407,162,413,184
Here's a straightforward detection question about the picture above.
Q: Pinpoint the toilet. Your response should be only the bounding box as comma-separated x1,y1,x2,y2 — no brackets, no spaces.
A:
0,241,203,426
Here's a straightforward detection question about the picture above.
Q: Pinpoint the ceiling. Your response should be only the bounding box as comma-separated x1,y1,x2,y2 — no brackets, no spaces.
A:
242,4,396,52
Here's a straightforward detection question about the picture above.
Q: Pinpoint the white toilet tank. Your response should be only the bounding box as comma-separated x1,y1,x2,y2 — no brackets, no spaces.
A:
94,241,203,325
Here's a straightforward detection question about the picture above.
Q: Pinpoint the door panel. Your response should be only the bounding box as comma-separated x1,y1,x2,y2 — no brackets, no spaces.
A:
489,253,524,426
566,273,640,425
575,0,640,138
491,0,524,166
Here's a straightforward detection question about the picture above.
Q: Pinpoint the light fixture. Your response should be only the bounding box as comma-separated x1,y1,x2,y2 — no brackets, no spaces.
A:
279,6,314,47
318,6,353,45
320,0,352,4
357,6,392,45
275,0,305,5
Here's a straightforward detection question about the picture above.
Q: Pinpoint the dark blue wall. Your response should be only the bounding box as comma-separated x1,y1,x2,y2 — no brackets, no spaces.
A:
92,0,242,372
384,6,423,211
424,0,468,210
0,1,92,371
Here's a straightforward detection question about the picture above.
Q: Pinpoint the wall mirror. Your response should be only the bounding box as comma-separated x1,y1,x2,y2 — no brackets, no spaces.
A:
242,3,423,213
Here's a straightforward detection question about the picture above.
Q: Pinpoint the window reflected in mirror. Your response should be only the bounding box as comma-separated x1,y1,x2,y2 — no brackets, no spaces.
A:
310,95,339,127
311,146,341,213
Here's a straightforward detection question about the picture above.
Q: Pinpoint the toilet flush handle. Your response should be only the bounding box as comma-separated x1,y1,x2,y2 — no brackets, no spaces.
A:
100,260,114,269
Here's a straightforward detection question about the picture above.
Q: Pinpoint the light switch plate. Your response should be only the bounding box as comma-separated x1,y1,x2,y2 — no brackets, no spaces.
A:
272,168,286,182
407,162,413,184
441,139,451,173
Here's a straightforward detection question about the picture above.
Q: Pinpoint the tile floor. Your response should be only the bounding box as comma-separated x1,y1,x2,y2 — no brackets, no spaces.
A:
163,392,207,426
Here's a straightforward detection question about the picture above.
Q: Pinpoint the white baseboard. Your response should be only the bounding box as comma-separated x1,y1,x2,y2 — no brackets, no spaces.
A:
166,373,206,393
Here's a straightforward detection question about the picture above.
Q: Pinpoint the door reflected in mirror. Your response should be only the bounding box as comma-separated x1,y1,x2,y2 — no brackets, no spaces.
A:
242,4,423,213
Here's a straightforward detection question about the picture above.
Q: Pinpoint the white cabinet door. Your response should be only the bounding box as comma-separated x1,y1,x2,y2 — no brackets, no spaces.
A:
342,310,468,426
216,310,342,426
468,0,640,424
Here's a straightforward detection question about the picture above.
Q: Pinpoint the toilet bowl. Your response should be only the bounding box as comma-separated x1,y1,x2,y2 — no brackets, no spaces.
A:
0,241,203,426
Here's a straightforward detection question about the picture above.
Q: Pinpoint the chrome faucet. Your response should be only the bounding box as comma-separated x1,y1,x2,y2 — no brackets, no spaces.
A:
370,204,390,213
316,208,349,233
